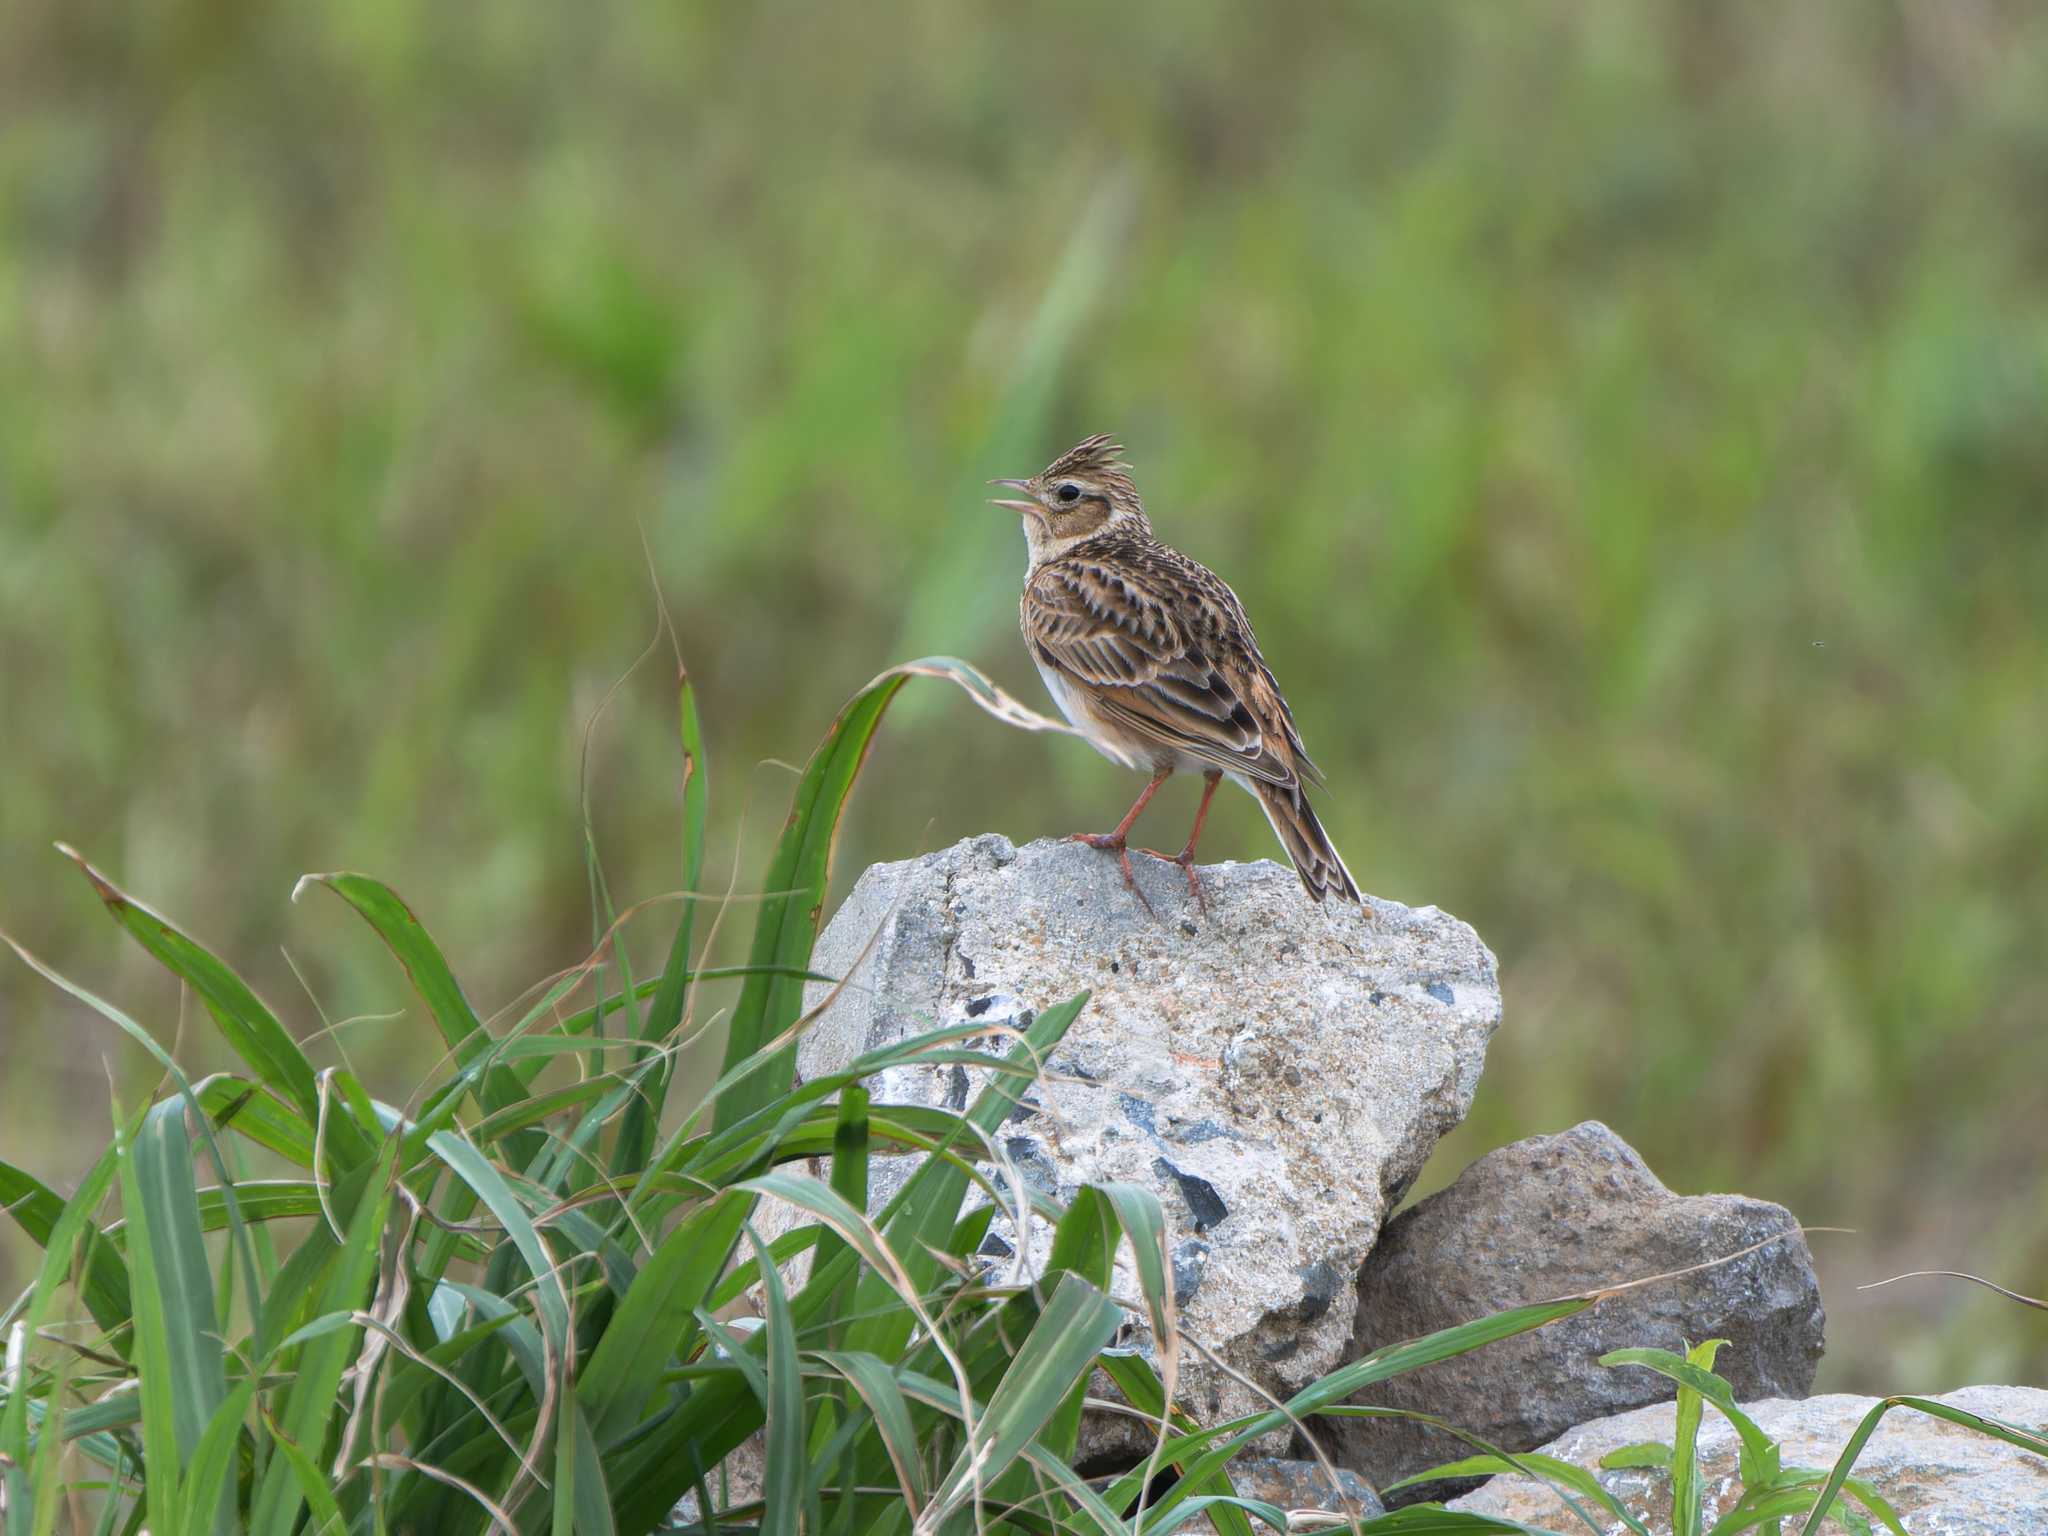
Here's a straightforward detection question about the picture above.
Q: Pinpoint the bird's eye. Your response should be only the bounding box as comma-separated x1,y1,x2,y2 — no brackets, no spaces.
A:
1056,482,1082,504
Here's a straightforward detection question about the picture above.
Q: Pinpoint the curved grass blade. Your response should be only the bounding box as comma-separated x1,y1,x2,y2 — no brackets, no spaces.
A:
613,666,711,1176
712,656,1073,1133
1669,1339,1726,1536
811,1350,926,1516
58,847,326,1131
426,1129,570,1351
1601,1345,1776,1485
113,1102,186,1536
1795,1395,2048,1536
297,872,532,1127
5,932,271,1349
194,1075,316,1166
1389,1453,1646,1532
0,1152,131,1335
1103,1295,1593,1522
578,1191,749,1445
247,1152,392,1536
175,1372,262,1536
926,1271,1120,1522
127,1100,231,1472
747,1225,803,1536
1095,1352,1258,1536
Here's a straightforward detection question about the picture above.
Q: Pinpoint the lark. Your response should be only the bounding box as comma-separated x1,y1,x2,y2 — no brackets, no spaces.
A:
991,434,1362,913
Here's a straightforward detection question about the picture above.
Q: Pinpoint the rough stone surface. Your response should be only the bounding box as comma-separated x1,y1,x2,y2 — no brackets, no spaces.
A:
1448,1385,2048,1533
1335,1121,1824,1499
792,833,1499,1457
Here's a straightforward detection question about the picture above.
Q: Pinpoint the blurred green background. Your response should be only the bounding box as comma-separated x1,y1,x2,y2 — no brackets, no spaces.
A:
4,1,2045,1393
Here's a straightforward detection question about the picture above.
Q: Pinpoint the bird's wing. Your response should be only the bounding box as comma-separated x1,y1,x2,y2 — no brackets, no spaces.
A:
1023,553,1301,788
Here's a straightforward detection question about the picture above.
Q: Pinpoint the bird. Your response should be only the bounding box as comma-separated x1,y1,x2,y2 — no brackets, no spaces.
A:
989,433,1362,912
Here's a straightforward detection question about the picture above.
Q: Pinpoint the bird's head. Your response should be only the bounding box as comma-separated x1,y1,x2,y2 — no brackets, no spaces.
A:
989,433,1150,564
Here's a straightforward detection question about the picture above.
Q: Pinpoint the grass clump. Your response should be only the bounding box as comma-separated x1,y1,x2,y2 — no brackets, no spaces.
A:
0,658,1600,1534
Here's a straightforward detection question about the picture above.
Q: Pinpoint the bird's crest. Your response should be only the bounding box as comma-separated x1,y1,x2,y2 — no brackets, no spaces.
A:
1042,433,1141,511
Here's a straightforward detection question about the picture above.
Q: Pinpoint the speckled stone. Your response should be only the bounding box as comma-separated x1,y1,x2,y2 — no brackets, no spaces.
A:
1448,1385,2048,1533
788,833,1499,1458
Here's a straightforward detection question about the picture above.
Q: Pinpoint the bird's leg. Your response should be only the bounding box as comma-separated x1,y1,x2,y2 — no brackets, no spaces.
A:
1138,769,1222,910
1071,766,1172,915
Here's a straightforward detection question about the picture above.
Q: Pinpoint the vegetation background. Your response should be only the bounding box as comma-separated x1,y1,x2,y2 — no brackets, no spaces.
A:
3,0,2044,1396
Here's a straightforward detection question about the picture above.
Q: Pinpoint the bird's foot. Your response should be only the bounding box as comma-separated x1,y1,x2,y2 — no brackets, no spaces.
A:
1067,832,1159,919
1136,846,1207,913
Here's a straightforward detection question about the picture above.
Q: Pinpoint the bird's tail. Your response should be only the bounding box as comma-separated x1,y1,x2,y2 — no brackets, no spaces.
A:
1253,781,1362,904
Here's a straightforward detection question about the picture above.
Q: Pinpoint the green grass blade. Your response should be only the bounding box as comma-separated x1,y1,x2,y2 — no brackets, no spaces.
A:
426,1129,570,1352
578,1191,750,1445
814,1084,870,1351
1670,1340,1725,1536
1600,1442,1675,1471
260,1409,349,1536
746,1225,803,1536
714,672,912,1131
926,1271,1120,1521
812,1350,926,1515
0,1150,132,1336
175,1373,261,1536
1796,1396,2048,1536
1094,1352,1257,1536
560,1392,618,1536
113,1103,186,1536
1389,1453,1647,1532
194,1075,317,1167
1104,1294,1592,1521
131,1100,231,1469
297,872,531,1122
1601,1345,1777,1485
613,667,710,1175
58,847,324,1128
712,656,1074,1133
247,1155,392,1536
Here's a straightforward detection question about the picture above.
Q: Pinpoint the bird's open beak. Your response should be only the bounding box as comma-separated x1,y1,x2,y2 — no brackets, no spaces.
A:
986,478,1039,517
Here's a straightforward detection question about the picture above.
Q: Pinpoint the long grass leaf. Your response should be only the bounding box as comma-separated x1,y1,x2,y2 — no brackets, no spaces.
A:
129,1102,231,1472
714,673,910,1130
747,1225,803,1536
175,1373,261,1536
58,847,325,1129
712,657,1074,1133
1670,1339,1725,1536
0,1150,132,1336
613,668,710,1175
297,872,531,1123
113,1103,184,1536
426,1130,571,1351
812,1350,926,1515
927,1271,1120,1521
1105,1295,1592,1521
1796,1396,2048,1536
247,1157,392,1536
578,1191,749,1444
1600,1346,1777,1485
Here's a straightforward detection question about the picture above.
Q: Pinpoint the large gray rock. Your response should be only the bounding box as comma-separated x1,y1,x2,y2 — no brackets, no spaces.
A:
1334,1122,1824,1497
1448,1385,2048,1532
795,833,1499,1456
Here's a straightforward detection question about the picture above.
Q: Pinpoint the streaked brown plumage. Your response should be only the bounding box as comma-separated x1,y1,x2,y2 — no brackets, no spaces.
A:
990,434,1362,910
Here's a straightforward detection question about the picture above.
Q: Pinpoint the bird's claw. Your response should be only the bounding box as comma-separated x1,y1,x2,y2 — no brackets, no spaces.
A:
1069,832,1161,919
